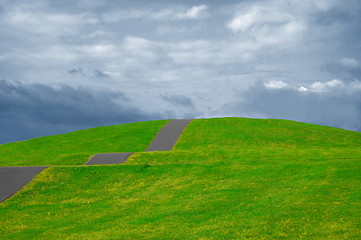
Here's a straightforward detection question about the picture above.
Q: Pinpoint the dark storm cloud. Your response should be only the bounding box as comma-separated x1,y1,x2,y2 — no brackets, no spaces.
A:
216,81,361,131
68,68,109,79
94,70,109,78
161,94,194,108
68,68,83,75
0,80,161,143
314,8,352,25
322,59,361,80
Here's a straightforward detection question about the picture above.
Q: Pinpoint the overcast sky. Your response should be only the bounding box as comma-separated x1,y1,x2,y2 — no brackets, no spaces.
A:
1,0,361,143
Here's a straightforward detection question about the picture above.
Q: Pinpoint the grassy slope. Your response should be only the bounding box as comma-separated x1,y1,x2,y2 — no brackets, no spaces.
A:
0,120,169,166
128,118,361,165
0,118,360,239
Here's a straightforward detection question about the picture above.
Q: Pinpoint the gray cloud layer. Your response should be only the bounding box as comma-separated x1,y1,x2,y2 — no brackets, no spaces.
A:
0,80,160,143
216,80,361,131
1,0,361,143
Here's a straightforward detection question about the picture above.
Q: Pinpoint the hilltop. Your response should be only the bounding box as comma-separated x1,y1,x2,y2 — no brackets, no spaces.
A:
0,118,360,239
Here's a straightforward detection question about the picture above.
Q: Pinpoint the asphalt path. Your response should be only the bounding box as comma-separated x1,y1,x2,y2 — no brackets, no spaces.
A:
145,119,192,151
0,166,48,202
85,153,133,165
1,119,192,202
86,119,192,165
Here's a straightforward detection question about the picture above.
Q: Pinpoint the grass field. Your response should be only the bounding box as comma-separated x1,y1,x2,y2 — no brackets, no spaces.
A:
0,120,169,167
0,117,360,239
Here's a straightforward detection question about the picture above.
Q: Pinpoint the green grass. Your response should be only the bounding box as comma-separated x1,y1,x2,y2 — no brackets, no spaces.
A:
0,117,360,239
127,118,361,165
175,118,361,150
0,120,169,166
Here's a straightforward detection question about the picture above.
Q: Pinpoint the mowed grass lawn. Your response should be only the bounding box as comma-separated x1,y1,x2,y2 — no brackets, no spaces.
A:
0,120,169,166
0,118,360,239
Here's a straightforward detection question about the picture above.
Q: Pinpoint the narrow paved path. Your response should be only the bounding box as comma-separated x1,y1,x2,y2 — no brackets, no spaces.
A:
86,119,192,165
0,119,192,202
0,166,48,202
85,153,133,165
145,119,192,151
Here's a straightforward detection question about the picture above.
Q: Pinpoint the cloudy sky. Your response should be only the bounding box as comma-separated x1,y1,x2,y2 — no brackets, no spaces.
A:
1,0,361,143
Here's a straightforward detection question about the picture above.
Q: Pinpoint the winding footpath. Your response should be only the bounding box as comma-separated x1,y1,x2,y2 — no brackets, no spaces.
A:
0,119,192,203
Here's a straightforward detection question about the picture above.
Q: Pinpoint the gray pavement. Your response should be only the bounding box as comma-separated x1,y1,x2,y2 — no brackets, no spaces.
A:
86,119,192,165
85,153,133,165
146,119,192,151
0,166,48,202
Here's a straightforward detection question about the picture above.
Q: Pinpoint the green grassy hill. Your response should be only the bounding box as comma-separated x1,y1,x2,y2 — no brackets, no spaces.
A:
1,118,360,239
0,120,169,167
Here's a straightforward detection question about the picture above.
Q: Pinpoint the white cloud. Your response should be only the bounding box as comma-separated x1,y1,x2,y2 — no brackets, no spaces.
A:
266,80,347,93
149,5,209,20
265,81,288,89
226,1,306,47
298,87,309,92
175,5,208,19
227,7,258,32
102,5,208,22
309,79,344,92
227,2,294,33
265,79,357,94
